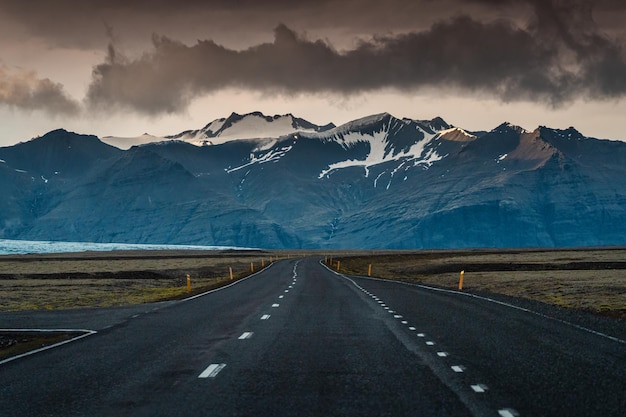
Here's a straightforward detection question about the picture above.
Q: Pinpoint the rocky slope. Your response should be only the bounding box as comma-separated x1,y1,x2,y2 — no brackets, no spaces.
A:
1,112,625,249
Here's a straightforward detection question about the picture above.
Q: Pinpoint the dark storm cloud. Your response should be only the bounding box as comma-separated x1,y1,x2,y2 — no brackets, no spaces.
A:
0,66,80,116
0,0,426,48
2,1,624,51
86,0,626,114
2,0,623,114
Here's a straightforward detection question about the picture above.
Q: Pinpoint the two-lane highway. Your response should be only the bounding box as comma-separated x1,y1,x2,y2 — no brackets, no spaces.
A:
1,257,624,417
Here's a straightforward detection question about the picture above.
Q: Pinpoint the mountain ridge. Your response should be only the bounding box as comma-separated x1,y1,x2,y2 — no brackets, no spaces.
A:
1,112,625,249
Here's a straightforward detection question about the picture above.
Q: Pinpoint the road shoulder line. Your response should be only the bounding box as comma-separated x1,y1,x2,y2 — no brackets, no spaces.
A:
0,328,97,366
182,261,277,302
320,260,626,345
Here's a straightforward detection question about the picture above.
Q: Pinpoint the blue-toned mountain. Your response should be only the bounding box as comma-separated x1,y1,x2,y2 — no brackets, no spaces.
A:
1,113,625,249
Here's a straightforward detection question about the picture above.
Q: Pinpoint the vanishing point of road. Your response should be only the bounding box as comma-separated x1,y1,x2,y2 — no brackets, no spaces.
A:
1,257,624,416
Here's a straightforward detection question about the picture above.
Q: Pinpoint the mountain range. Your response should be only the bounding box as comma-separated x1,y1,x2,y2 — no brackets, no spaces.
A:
1,111,625,249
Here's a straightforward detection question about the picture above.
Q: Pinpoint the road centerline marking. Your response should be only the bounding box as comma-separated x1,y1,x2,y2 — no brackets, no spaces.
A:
261,314,271,320
238,332,253,340
272,303,280,307
199,363,226,378
451,365,465,373
471,384,488,393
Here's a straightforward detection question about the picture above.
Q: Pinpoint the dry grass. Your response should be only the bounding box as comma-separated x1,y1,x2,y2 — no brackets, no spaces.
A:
1,248,624,359
1,248,624,320
0,250,287,311
333,248,626,320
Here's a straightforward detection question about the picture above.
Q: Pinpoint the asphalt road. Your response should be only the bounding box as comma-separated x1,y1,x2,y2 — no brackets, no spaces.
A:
1,257,624,417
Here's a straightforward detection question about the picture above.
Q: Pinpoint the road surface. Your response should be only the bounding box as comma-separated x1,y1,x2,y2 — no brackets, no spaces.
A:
1,257,624,416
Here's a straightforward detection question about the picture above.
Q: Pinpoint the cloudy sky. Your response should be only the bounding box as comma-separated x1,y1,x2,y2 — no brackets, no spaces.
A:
1,0,625,146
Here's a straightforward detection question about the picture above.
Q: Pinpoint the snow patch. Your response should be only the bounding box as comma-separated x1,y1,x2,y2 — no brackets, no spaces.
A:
101,134,168,150
227,145,294,173
214,114,298,141
174,113,324,147
318,124,442,180
438,127,477,141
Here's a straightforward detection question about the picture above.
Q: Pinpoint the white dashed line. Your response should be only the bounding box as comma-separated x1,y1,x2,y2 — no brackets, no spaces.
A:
285,289,289,292
238,332,253,340
198,363,226,378
261,314,271,320
279,295,284,299
272,303,280,308
401,321,408,324
324,263,523,417
471,384,488,393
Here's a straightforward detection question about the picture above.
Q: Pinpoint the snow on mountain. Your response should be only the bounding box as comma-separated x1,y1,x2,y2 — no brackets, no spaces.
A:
98,112,334,149
168,111,335,146
3,118,626,249
315,113,451,179
101,133,168,150
438,127,477,142
220,113,460,185
227,143,295,173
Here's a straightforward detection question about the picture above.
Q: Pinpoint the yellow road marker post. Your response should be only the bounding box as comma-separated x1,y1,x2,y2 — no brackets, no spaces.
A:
186,274,191,292
368,264,372,277
229,267,233,280
459,270,465,290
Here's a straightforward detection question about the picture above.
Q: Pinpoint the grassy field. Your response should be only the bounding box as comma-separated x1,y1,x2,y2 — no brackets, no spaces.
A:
0,248,624,319
331,248,626,320
1,248,624,359
0,250,287,311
